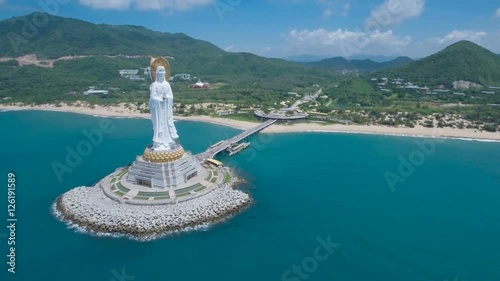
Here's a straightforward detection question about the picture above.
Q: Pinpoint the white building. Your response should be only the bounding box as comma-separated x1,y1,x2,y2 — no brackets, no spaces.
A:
174,74,191,80
83,89,108,95
119,69,145,81
119,69,139,76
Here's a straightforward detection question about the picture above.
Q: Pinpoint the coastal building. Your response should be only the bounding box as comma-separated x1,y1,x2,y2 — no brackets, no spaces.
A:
254,110,308,122
453,80,482,89
83,89,108,95
119,69,146,81
174,73,191,80
189,80,210,89
217,110,235,116
119,69,139,76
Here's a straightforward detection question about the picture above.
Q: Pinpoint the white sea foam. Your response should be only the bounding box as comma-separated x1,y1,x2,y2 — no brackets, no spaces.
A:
53,184,251,241
303,129,500,143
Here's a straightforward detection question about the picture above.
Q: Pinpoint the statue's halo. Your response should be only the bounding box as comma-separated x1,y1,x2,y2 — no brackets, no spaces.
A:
150,56,171,82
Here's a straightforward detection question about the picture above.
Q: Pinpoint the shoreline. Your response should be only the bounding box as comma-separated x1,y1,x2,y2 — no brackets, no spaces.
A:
1,103,499,141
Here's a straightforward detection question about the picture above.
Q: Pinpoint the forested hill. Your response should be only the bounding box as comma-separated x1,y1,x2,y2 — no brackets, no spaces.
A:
0,12,325,77
306,56,414,72
0,12,224,59
374,40,500,86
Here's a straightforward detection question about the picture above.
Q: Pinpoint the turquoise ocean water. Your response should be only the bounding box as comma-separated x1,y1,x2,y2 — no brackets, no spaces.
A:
0,110,499,281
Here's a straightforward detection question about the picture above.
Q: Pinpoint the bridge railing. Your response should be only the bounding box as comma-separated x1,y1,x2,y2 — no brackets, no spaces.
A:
196,119,276,160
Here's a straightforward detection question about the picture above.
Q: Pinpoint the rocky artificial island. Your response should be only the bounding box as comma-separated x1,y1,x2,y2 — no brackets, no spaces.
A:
53,57,252,240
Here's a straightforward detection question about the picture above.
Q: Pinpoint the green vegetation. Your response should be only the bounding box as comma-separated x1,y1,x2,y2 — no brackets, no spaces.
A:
0,13,332,107
307,56,413,72
116,182,130,193
0,13,498,131
175,183,206,197
375,41,500,87
223,172,232,184
114,191,126,197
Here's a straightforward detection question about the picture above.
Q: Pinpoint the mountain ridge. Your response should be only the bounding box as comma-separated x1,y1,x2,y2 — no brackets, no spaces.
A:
374,40,500,86
306,56,414,72
0,12,329,79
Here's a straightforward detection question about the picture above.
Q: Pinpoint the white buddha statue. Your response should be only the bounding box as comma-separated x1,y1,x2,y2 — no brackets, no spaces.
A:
149,66,179,151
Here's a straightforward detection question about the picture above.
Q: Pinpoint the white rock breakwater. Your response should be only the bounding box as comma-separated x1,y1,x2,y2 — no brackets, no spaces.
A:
53,185,252,239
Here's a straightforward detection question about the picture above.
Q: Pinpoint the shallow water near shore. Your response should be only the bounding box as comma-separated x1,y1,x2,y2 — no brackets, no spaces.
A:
1,110,500,281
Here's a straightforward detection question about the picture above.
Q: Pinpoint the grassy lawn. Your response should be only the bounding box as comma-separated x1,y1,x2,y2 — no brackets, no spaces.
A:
194,186,206,192
174,183,203,195
223,172,232,184
116,182,130,193
138,191,170,197
205,170,213,181
114,191,126,196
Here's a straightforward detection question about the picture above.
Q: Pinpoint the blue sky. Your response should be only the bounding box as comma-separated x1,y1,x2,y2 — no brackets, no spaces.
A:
1,0,499,59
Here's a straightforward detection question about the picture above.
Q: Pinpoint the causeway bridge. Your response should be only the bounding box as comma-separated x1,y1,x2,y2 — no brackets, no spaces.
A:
196,119,276,161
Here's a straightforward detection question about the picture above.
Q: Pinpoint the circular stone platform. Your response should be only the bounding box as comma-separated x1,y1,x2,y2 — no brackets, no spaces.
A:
53,166,251,240
101,164,228,205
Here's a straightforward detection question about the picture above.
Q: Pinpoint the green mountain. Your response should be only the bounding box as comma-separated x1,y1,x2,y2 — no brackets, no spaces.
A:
375,40,500,87
306,56,413,72
0,13,333,105
0,12,325,78
0,13,224,59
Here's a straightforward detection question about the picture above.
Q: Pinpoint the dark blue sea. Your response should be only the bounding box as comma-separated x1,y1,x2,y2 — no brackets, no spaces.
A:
0,110,499,281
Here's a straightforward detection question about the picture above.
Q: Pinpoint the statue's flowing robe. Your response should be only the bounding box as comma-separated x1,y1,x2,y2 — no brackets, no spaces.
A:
149,81,179,151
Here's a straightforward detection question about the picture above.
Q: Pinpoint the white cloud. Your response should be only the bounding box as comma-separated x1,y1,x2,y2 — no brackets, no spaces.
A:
365,0,425,29
278,27,500,59
495,8,500,17
79,0,213,10
287,28,411,56
323,8,334,18
431,30,487,45
341,3,350,16
224,45,235,51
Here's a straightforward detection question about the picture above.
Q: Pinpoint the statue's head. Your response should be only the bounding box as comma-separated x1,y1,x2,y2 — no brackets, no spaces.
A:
156,66,166,82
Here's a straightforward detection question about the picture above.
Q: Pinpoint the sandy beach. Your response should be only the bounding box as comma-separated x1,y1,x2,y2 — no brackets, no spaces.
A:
1,103,499,141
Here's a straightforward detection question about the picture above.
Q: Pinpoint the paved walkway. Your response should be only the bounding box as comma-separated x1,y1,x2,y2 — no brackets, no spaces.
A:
99,165,227,205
